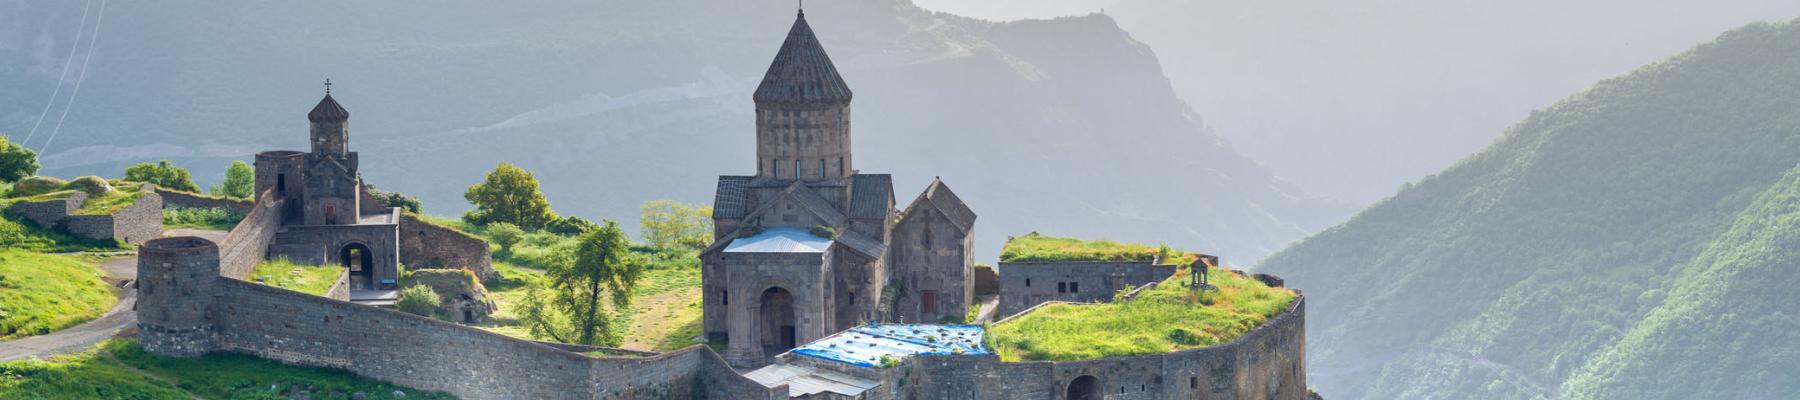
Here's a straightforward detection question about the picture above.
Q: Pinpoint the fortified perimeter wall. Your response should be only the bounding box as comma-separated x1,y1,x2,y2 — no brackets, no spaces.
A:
996,261,1177,316
155,188,254,214
902,295,1308,400
216,190,287,279
398,213,496,280
137,235,780,400
3,185,164,244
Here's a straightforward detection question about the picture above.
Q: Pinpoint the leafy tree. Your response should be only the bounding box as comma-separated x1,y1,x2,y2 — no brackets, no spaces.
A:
367,184,422,213
124,160,199,192
487,222,524,253
462,162,557,229
0,136,39,183
546,215,599,236
639,200,713,250
210,160,254,199
520,220,641,346
395,285,440,317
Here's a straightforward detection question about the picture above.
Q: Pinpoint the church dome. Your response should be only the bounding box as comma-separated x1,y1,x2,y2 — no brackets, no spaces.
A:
308,93,349,122
753,10,853,106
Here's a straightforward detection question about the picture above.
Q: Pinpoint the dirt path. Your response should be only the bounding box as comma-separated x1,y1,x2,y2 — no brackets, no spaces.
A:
0,265,137,362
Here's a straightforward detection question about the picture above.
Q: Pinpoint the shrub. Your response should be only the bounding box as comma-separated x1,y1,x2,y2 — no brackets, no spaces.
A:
546,215,599,236
66,175,112,195
162,207,246,230
367,184,422,213
123,160,199,192
10,176,67,197
395,285,441,317
487,222,525,253
210,160,254,199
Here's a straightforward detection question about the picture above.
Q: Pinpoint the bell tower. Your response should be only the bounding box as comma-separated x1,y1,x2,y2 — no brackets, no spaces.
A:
309,79,350,157
754,9,854,181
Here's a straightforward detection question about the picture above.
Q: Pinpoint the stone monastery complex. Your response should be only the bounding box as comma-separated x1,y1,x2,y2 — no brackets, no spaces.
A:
130,9,1311,400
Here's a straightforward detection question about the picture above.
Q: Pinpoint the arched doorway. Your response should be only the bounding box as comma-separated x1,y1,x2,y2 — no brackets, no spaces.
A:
341,243,375,290
1066,375,1101,400
760,287,797,357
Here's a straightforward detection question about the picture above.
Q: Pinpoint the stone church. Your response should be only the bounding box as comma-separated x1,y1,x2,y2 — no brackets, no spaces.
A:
254,88,402,295
701,10,978,366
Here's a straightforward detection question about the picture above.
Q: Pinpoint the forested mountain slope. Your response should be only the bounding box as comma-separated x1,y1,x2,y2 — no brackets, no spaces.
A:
1257,19,1800,399
0,0,1347,261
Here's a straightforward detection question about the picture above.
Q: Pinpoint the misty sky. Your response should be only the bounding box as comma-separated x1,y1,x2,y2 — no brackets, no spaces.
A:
911,0,1117,21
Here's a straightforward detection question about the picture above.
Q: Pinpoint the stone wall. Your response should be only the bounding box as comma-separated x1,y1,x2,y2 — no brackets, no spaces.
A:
4,188,163,244
324,271,350,301
996,261,1177,317
888,204,974,324
155,189,253,214
898,295,1309,400
270,222,400,289
973,265,999,296
397,213,496,280
137,235,782,400
217,190,286,279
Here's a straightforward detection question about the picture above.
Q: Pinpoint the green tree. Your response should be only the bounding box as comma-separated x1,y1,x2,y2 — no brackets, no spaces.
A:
640,200,713,250
462,162,557,229
395,285,440,317
487,222,524,253
545,215,599,236
522,220,641,346
124,160,199,192
367,184,423,213
0,135,40,183
210,160,254,199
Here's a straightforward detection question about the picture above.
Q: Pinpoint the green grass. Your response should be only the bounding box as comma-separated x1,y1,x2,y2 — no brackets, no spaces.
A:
985,266,1295,362
0,340,451,399
161,206,246,230
0,214,128,253
71,188,143,216
0,250,117,340
250,257,344,296
999,232,1195,264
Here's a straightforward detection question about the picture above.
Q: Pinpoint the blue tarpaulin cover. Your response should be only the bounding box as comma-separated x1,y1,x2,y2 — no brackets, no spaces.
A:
789,323,988,367
724,227,832,253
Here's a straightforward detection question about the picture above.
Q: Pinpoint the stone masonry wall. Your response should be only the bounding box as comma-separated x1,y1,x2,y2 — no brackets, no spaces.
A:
397,213,496,280
155,189,254,214
137,234,780,399
63,188,162,244
996,261,1177,316
323,271,350,301
4,194,78,227
900,295,1308,400
217,190,286,279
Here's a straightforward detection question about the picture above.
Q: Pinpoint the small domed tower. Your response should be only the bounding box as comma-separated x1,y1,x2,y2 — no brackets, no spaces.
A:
137,236,221,357
754,9,855,181
308,85,350,157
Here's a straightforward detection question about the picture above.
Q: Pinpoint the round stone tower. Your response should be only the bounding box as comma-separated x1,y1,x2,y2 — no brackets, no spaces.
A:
137,236,221,357
754,9,855,181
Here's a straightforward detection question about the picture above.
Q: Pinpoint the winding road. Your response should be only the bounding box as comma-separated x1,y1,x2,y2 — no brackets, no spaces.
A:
0,229,225,362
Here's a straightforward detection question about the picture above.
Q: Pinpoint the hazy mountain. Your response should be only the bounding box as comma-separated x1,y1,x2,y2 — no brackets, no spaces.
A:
1258,19,1800,399
1105,0,1800,204
0,0,1349,262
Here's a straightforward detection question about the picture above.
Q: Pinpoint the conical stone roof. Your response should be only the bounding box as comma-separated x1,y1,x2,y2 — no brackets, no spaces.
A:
753,10,853,105
308,93,349,122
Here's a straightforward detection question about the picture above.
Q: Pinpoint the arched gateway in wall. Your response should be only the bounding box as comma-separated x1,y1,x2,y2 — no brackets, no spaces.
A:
1067,375,1102,400
341,243,375,290
760,287,797,357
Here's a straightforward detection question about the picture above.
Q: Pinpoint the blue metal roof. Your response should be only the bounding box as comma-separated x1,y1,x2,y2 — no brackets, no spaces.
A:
789,324,988,368
724,227,832,253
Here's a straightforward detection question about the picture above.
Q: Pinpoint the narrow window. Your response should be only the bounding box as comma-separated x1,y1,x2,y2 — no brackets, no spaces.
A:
1071,282,1080,293
818,159,826,178
794,159,802,179
721,290,729,305
1058,282,1067,293
1025,278,1032,287
1190,377,1199,389
276,174,286,192
771,159,779,176
838,157,845,175
848,291,857,306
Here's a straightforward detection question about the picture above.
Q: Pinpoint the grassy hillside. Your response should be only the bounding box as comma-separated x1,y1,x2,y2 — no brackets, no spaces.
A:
0,250,115,340
1257,19,1800,399
987,266,1293,362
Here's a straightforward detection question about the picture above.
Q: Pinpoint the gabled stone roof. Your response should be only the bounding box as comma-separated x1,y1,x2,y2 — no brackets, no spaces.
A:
753,10,853,105
308,93,349,122
902,178,976,234
848,174,892,220
712,176,753,219
833,230,887,259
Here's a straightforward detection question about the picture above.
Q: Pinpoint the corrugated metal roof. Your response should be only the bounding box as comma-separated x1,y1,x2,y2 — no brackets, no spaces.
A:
724,227,832,253
744,363,879,398
789,324,988,368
